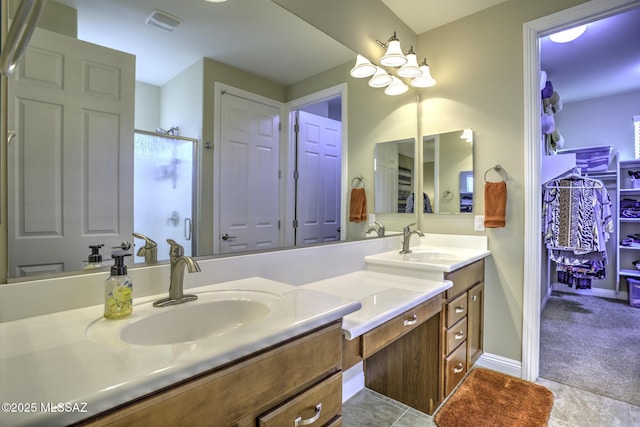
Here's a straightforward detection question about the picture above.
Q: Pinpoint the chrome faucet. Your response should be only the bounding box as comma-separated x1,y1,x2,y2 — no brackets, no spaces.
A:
366,221,386,237
132,232,158,264
400,223,424,254
153,239,201,307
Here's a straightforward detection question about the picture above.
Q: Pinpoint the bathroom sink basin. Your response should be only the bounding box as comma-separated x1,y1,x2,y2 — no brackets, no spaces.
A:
87,290,285,346
365,235,490,274
403,250,461,263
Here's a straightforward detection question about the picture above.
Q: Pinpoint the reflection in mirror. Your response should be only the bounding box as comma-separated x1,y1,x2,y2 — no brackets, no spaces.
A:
423,129,474,214
373,139,415,214
4,0,418,280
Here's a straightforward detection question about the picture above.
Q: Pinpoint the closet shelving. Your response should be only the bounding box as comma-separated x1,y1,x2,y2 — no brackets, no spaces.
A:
617,160,640,292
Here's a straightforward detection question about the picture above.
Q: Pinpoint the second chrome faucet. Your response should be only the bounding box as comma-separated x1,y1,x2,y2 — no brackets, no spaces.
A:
153,239,201,307
400,223,424,254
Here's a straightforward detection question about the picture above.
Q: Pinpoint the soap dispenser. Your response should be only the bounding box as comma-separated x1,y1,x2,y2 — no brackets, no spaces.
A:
104,251,133,319
84,244,105,269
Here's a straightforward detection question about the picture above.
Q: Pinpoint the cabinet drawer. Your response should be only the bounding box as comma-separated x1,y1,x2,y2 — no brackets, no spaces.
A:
444,344,467,397
362,296,442,359
258,372,342,427
445,292,467,327
326,416,342,427
445,260,484,299
82,323,342,427
445,317,467,355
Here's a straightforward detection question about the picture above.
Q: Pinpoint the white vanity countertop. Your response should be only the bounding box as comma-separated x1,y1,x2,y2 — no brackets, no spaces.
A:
0,277,361,427
301,270,452,340
364,233,491,274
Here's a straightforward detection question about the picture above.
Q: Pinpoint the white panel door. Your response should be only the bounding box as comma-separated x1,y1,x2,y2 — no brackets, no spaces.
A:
295,111,342,245
219,93,280,253
374,142,399,213
7,28,135,276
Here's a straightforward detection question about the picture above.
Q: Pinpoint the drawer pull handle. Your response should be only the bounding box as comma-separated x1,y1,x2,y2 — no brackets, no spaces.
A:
453,363,464,374
471,295,478,302
403,314,418,326
454,331,465,340
294,403,322,426
455,305,465,313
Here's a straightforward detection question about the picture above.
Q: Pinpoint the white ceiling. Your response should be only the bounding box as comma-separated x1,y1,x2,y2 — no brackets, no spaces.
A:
381,0,511,34
51,0,640,103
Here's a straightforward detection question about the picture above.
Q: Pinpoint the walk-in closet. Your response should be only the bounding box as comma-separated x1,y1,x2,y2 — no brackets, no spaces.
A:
538,7,640,407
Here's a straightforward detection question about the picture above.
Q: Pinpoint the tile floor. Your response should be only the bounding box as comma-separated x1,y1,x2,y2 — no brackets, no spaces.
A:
342,376,640,427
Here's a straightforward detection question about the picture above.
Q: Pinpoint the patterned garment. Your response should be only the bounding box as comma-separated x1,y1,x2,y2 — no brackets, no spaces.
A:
543,178,612,253
543,177,612,287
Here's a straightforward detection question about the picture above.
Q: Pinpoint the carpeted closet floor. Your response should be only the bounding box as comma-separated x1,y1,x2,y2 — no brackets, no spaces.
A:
540,291,640,406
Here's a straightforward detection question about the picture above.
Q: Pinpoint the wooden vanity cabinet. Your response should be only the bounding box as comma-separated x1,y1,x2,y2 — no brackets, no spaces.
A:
441,259,484,399
359,296,443,415
79,322,343,427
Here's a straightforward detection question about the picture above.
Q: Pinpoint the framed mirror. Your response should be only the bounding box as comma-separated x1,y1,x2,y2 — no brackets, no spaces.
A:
423,129,474,214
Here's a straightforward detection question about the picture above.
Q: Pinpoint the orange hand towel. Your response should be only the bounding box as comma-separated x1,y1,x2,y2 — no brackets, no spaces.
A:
349,188,367,223
484,181,507,228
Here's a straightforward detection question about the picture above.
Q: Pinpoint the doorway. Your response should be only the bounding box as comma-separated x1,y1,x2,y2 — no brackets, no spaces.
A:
293,107,342,245
522,0,640,384
285,84,348,248
216,88,281,254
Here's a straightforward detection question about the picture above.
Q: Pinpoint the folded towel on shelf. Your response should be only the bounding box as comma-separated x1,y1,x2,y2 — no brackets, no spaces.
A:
349,188,367,223
484,181,507,228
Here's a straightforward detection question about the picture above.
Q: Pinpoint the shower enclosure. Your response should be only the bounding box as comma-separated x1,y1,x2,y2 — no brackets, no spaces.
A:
134,130,198,262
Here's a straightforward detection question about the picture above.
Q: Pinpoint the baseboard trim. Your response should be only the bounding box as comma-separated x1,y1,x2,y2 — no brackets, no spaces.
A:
474,352,522,378
551,283,628,301
342,361,365,403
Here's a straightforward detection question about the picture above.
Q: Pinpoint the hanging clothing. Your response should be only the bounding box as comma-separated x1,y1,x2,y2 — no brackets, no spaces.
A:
405,193,433,213
542,176,613,289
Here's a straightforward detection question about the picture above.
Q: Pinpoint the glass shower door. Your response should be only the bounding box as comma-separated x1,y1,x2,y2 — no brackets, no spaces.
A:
134,130,197,262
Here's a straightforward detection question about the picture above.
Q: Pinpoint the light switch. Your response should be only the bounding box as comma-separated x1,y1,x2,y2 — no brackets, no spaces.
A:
474,215,485,231
368,214,376,226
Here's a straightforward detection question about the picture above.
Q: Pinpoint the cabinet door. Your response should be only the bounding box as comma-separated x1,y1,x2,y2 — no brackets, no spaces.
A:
467,282,484,367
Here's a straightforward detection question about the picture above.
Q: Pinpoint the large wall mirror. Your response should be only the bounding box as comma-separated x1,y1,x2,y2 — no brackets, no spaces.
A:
3,0,419,280
423,129,474,214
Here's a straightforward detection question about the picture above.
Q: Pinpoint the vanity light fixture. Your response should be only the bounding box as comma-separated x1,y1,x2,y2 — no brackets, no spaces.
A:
368,66,393,88
384,76,409,96
350,31,437,95
411,59,437,88
549,24,587,43
397,46,421,78
205,0,228,3
379,32,407,67
350,54,377,78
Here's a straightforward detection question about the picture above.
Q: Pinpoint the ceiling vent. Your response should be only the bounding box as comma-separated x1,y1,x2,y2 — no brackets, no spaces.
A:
145,10,182,32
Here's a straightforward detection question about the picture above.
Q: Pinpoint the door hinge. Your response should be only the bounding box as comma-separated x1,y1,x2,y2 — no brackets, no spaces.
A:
278,170,282,179
294,123,299,133
293,220,298,228
279,122,282,132
293,170,299,180
278,220,281,229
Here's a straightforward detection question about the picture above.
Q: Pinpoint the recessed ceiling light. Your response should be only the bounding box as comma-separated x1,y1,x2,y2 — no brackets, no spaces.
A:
549,25,587,43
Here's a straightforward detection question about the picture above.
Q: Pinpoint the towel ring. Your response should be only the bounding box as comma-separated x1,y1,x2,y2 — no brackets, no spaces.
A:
484,165,508,182
351,176,365,188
